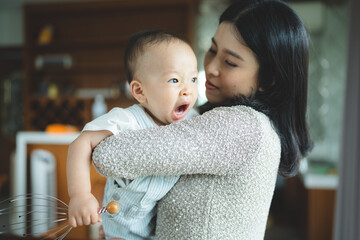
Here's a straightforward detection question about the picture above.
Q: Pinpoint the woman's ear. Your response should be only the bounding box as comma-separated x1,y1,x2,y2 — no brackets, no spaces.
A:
258,77,276,92
130,80,146,103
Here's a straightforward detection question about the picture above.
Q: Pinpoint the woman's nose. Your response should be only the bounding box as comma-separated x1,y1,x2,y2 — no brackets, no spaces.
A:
204,58,220,77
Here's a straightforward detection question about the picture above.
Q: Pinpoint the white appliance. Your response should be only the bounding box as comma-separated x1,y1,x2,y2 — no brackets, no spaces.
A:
30,149,57,236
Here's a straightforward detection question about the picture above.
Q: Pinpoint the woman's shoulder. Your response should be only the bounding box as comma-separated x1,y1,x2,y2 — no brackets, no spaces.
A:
203,105,269,124
202,105,278,141
195,105,264,141
204,104,262,114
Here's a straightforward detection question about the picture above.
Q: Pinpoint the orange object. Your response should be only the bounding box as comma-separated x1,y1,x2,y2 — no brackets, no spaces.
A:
106,201,120,214
38,25,54,45
45,124,79,133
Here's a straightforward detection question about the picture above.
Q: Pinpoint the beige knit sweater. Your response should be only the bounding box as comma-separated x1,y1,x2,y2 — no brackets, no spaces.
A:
93,105,281,240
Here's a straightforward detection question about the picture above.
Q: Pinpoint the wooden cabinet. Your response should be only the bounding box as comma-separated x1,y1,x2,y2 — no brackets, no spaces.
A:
23,0,197,131
285,176,336,240
13,132,104,239
307,188,336,240
27,143,105,239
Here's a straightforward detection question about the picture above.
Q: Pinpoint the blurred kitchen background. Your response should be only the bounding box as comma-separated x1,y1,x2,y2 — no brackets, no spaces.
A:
0,0,350,239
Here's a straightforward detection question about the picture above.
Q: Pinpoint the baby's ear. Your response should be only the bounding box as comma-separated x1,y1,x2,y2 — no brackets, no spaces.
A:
129,80,146,103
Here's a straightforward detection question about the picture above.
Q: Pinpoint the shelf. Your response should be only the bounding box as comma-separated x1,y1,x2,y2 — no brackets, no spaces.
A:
31,67,124,74
301,172,338,190
29,38,128,51
23,0,196,136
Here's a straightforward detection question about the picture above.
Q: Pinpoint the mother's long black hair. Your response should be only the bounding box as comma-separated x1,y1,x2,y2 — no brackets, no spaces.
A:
200,0,313,177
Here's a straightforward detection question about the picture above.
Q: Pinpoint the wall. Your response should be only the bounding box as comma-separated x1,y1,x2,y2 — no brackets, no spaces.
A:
0,0,76,46
0,9,23,46
306,4,349,163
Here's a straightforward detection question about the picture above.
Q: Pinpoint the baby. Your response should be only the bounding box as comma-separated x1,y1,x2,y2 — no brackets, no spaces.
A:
66,30,198,239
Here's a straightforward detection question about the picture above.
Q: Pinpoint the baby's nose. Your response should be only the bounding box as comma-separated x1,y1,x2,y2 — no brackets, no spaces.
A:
180,84,191,96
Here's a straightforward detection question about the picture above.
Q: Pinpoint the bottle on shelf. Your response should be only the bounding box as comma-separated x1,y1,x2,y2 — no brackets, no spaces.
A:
92,94,107,119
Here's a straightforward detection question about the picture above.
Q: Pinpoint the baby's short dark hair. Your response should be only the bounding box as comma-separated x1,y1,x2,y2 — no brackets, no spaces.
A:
124,30,187,83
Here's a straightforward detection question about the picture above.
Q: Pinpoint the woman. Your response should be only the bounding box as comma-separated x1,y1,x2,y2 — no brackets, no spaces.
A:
93,0,313,239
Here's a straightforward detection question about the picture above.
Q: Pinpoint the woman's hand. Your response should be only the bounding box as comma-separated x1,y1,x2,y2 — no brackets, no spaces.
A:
68,192,101,227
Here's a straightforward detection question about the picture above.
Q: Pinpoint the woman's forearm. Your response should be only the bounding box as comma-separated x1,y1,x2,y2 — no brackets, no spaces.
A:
93,106,262,179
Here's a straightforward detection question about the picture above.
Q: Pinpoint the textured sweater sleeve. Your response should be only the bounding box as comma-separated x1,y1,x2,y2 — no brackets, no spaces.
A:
92,106,263,179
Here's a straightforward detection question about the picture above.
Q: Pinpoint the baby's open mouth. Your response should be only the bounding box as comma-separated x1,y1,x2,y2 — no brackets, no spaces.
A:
173,103,189,120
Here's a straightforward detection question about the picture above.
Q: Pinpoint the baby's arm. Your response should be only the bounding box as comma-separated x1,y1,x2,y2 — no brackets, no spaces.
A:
67,130,112,227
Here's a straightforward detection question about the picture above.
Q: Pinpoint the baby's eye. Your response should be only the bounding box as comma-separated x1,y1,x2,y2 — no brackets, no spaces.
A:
191,77,197,83
169,78,179,83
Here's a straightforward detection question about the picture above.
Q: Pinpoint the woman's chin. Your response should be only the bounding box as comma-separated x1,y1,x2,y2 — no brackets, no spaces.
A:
205,91,223,104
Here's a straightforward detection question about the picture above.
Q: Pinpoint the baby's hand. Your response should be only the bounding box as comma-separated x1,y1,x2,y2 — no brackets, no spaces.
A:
68,192,101,227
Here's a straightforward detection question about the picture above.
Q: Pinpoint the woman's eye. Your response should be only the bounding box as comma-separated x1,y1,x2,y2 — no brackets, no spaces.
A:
191,77,197,83
169,78,179,83
225,60,237,67
208,47,216,54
